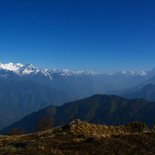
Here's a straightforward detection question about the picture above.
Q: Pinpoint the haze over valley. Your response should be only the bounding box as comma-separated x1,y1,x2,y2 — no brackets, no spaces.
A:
0,62,155,130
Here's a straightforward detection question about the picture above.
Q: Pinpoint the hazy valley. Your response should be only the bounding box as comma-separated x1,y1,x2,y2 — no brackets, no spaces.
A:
0,63,155,130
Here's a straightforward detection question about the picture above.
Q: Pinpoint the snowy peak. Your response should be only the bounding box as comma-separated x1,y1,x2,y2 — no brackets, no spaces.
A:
115,70,148,76
0,63,24,72
0,63,40,76
18,64,39,75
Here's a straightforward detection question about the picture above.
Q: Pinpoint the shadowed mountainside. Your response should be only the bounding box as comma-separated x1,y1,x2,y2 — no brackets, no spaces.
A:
2,94,155,134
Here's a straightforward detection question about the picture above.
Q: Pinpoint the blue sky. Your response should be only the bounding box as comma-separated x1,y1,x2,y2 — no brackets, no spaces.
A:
0,0,155,72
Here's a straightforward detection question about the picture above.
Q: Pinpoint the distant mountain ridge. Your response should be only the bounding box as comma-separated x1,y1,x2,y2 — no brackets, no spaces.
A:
0,62,152,93
0,62,151,77
0,62,97,77
2,94,155,134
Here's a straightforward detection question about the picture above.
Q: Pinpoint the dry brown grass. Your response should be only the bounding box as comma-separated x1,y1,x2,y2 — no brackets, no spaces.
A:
0,120,154,155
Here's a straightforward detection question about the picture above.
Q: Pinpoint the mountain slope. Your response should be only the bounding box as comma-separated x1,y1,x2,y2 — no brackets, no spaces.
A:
0,79,72,130
2,94,155,134
124,84,155,101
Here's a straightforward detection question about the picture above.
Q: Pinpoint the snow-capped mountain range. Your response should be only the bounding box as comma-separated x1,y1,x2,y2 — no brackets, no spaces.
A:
0,62,97,78
0,62,150,77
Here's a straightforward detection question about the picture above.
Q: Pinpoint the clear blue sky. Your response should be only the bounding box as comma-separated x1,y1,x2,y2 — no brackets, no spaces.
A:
0,0,155,72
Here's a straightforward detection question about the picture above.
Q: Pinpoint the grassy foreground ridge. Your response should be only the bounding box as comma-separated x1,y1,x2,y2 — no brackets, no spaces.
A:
0,120,155,155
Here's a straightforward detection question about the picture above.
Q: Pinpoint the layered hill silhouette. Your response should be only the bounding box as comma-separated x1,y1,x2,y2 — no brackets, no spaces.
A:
2,94,155,134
